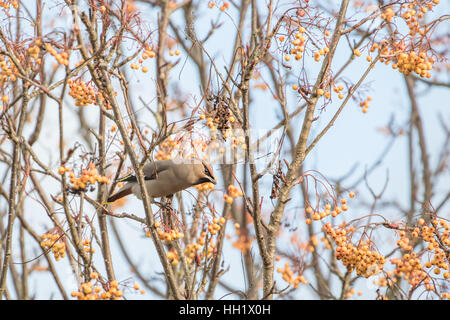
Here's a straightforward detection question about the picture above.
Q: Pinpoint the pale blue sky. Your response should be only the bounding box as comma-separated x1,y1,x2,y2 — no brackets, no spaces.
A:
3,0,449,299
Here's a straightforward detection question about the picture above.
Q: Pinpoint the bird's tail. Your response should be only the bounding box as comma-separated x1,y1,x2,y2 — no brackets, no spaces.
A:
106,184,133,203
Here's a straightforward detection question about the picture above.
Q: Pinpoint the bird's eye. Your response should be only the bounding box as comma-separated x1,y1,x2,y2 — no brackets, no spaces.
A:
203,165,212,178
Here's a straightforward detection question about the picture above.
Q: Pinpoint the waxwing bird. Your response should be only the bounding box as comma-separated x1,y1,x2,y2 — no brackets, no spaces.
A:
107,158,216,203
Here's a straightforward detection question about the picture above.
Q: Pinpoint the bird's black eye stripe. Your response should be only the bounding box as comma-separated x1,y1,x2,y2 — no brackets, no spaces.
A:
204,166,212,177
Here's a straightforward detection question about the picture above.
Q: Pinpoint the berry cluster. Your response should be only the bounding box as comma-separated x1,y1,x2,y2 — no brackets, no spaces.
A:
223,184,243,204
156,226,185,242
231,222,254,254
307,83,348,101
199,103,247,156
130,62,147,73
168,49,181,57
183,241,202,265
398,1,440,35
40,233,66,261
313,46,329,62
281,27,307,62
305,193,354,224
201,114,246,154
178,218,226,265
207,217,225,236
324,222,386,278
166,249,180,266
390,253,430,289
344,288,363,299
276,262,307,289
220,2,230,11
332,85,346,100
231,233,253,254
203,114,228,138
82,239,95,254
391,51,434,78
373,1,442,78
28,43,40,60
359,96,373,114
202,94,237,137
380,7,395,22
142,45,156,59
419,219,449,278
183,227,219,265
71,275,132,300
68,79,96,106
208,1,229,11
195,182,215,192
0,55,18,87
280,24,331,64
59,163,110,191
130,44,158,73
370,216,448,297
45,43,69,66
0,1,18,9
155,137,178,160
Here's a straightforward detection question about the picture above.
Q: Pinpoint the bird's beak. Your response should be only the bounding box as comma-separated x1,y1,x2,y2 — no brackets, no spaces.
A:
198,175,216,185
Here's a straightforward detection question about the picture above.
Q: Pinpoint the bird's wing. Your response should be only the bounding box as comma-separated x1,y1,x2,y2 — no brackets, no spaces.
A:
117,160,174,183
117,173,137,182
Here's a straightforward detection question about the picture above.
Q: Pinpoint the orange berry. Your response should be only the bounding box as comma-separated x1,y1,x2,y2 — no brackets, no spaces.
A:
110,280,119,288
90,272,99,279
312,213,321,220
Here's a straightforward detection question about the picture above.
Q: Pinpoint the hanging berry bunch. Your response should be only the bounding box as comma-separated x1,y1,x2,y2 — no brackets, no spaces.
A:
58,162,110,192
207,94,233,140
270,161,286,200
